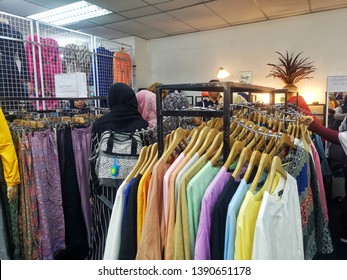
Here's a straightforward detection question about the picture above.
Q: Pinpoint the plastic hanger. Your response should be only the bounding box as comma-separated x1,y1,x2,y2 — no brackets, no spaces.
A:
231,146,252,179
249,153,272,193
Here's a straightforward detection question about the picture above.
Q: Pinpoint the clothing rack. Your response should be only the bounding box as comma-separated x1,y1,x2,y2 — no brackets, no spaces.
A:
156,82,275,161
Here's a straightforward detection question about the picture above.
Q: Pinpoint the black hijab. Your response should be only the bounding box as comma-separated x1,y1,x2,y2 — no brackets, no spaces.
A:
92,83,148,134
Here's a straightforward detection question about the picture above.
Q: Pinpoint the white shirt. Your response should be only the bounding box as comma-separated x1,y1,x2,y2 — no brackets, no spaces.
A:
252,173,304,260
103,180,128,260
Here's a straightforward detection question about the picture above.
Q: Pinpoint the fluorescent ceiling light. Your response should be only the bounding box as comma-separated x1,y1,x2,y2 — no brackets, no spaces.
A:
28,1,112,26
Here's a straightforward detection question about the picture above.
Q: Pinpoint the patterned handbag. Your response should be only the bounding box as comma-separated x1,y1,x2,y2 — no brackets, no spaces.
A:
94,131,143,186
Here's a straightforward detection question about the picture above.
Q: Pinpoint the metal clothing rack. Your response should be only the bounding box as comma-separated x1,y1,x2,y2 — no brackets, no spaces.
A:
156,81,275,161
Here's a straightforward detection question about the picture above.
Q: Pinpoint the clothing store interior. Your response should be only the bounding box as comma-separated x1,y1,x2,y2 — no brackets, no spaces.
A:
1,0,347,261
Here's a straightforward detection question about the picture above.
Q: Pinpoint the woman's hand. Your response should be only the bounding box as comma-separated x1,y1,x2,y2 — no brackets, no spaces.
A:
300,116,314,126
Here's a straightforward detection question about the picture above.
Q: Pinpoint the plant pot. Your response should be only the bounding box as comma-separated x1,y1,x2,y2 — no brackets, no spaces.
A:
283,83,298,93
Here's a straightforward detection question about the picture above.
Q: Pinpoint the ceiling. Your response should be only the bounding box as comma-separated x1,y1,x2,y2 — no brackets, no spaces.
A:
1,0,347,40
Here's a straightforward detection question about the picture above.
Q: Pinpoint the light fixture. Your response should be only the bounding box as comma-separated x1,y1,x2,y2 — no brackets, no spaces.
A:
216,67,230,79
28,1,112,26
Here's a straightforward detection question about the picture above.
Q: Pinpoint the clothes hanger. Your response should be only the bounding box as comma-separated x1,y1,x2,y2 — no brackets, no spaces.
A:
143,143,159,174
249,152,272,193
236,121,255,142
186,126,210,158
210,134,235,166
204,131,223,159
161,127,187,163
223,140,245,170
197,128,220,157
263,156,287,193
269,132,296,158
183,126,201,154
246,126,267,150
139,143,158,175
231,146,252,179
243,150,262,183
125,145,149,183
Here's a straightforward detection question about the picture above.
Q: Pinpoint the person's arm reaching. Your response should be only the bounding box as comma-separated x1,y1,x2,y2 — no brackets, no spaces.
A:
301,116,340,145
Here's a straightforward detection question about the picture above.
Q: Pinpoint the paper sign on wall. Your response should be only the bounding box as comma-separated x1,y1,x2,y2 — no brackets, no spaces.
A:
55,72,88,98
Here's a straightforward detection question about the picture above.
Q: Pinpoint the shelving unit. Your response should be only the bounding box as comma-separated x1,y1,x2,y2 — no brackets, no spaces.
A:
156,81,275,160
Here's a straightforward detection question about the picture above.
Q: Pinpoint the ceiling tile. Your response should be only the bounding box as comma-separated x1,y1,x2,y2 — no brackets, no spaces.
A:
79,26,126,39
119,6,161,18
257,0,310,18
310,0,347,11
206,0,266,24
168,4,227,29
87,0,148,12
1,0,46,17
144,0,168,4
88,13,126,25
23,0,78,9
106,19,167,38
155,0,202,11
136,13,197,34
65,20,98,30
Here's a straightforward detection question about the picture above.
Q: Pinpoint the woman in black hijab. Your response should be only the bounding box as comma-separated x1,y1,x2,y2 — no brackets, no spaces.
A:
92,83,148,134
88,83,148,260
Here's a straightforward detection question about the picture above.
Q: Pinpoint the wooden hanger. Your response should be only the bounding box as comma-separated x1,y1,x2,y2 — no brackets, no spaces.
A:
249,153,272,193
183,126,201,154
210,134,235,166
263,156,287,193
269,133,296,158
246,126,267,150
204,131,224,159
161,127,187,163
230,120,245,139
187,126,210,157
139,143,158,175
232,146,252,179
125,146,149,183
243,150,262,183
236,121,255,142
141,143,158,174
255,127,269,151
197,128,219,157
223,140,245,170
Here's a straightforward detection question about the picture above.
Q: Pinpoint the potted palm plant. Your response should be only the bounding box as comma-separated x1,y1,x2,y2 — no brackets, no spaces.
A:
266,51,316,92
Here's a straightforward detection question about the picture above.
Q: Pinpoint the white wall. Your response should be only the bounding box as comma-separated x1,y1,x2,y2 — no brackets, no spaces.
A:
144,8,347,104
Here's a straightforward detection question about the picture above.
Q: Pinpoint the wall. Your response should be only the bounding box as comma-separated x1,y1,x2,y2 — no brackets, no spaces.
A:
145,8,347,104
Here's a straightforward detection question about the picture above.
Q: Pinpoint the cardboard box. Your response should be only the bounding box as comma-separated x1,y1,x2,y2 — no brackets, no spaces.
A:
55,72,88,98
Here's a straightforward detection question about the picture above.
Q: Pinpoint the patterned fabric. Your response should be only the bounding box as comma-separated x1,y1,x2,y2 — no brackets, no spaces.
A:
28,130,66,260
283,147,333,260
62,44,91,77
159,92,196,137
17,134,42,260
